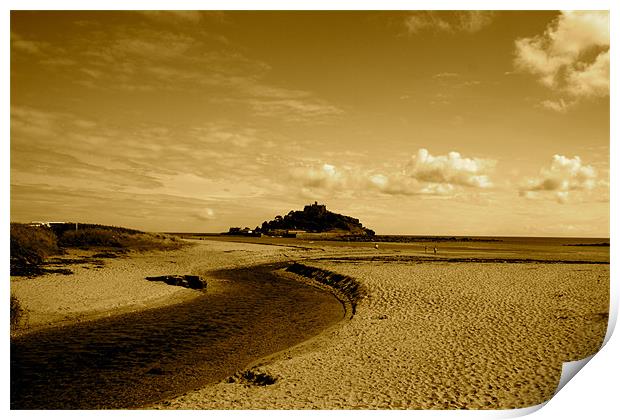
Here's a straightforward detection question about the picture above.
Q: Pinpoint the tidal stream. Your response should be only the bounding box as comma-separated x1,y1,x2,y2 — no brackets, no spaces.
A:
11,262,344,409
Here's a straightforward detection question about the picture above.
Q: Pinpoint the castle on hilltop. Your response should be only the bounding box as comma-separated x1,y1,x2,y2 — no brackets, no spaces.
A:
225,201,374,238
303,201,327,215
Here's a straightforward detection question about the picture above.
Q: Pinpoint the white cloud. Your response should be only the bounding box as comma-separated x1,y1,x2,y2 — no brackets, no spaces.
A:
113,31,195,60
290,163,346,190
405,11,494,34
419,183,455,196
138,11,205,24
11,32,45,54
539,98,572,113
433,72,460,79
565,49,610,98
368,172,421,196
555,191,569,204
520,154,598,203
407,148,495,188
514,11,609,109
190,123,259,148
194,208,216,221
290,148,495,198
246,98,344,122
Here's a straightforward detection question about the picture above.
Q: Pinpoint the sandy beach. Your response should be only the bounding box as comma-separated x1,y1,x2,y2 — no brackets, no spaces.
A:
147,257,608,410
10,238,609,409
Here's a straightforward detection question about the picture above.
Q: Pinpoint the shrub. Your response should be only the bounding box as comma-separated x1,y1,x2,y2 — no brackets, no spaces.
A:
59,228,184,251
10,223,59,267
49,222,142,238
59,228,125,248
119,232,183,251
10,294,25,330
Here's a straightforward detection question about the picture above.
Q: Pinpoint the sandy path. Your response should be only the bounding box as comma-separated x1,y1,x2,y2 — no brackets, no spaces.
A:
153,260,609,409
10,239,307,334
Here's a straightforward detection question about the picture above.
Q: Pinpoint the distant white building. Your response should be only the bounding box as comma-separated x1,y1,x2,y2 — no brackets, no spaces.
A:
29,221,77,230
29,221,62,227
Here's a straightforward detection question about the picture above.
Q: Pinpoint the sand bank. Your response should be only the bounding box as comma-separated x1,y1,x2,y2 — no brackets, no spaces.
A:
152,258,609,409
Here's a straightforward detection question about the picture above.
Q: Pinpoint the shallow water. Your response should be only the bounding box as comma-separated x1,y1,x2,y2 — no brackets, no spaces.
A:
192,235,610,263
10,262,345,409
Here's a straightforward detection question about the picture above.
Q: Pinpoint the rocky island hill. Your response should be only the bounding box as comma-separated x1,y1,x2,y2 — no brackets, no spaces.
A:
255,202,375,238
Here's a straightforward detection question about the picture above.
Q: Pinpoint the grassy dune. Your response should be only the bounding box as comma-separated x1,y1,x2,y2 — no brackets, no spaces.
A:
10,223,184,277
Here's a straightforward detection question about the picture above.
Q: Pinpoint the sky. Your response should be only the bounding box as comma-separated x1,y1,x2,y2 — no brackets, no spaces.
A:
9,10,610,236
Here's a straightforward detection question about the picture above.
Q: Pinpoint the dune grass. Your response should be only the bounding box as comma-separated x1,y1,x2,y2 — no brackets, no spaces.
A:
10,223,185,276
10,223,60,275
58,228,182,251
10,223,59,265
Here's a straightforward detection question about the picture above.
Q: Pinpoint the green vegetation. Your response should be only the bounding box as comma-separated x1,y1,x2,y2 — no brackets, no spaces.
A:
259,202,375,236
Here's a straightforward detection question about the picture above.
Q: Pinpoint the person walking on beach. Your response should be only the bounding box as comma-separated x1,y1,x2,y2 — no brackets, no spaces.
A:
433,246,437,254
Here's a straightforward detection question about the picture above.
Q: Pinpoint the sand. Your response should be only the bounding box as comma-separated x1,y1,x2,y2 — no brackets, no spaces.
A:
10,238,610,409
152,257,609,410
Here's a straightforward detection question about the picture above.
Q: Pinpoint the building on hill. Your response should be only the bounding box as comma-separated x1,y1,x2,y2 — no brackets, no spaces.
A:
303,201,327,215
226,227,262,237
29,221,68,228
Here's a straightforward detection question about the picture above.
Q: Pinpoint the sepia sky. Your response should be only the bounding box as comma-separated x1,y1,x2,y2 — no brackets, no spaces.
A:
10,10,610,236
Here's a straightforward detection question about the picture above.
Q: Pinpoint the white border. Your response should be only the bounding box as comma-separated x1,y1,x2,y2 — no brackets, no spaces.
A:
3,1,616,419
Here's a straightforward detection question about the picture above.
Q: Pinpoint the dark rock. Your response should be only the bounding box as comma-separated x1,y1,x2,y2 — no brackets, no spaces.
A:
185,275,206,289
162,276,180,286
227,370,277,386
145,275,207,290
